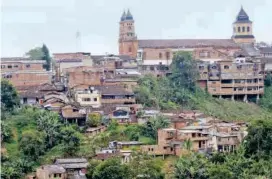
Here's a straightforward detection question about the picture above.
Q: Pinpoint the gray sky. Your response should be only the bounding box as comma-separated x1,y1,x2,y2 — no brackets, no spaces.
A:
1,0,272,57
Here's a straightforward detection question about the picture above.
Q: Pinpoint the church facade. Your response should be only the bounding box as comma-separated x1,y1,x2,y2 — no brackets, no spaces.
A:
118,7,256,63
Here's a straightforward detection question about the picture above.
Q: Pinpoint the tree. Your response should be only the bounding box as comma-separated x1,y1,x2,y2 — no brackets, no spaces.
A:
244,120,272,159
128,152,164,179
169,51,199,91
60,126,81,156
25,47,44,60
25,44,51,71
206,164,233,179
141,115,170,140
124,125,141,141
93,158,131,179
1,80,20,112
19,130,45,160
175,153,208,179
41,44,51,71
183,139,193,151
86,160,101,179
1,121,12,142
37,110,62,148
259,86,272,111
87,113,102,127
264,73,272,87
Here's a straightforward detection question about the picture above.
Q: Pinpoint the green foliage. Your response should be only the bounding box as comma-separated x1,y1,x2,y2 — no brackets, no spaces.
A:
87,113,102,127
37,110,62,148
124,125,141,141
19,130,45,160
60,126,81,156
86,160,101,179
107,119,119,131
41,44,51,71
1,79,19,112
244,119,272,159
169,51,199,90
259,86,272,111
264,73,272,87
25,47,44,60
93,158,131,179
141,115,170,140
1,121,13,142
183,139,193,151
128,152,165,179
175,153,208,179
25,44,51,71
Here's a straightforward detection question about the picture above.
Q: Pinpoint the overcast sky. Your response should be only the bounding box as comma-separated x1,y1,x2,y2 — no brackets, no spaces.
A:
1,0,272,57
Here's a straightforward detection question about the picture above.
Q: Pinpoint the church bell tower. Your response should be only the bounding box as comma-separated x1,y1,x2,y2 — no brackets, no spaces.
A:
118,9,138,58
232,6,255,44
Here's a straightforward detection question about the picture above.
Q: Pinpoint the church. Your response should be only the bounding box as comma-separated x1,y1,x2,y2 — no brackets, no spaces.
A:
118,7,257,64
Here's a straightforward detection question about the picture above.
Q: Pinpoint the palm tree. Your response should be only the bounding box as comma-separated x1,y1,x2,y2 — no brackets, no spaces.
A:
183,139,193,151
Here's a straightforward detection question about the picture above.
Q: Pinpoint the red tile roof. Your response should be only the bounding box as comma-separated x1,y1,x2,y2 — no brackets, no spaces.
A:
138,39,239,49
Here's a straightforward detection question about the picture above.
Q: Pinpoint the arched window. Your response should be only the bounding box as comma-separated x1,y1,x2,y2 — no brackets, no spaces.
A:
159,53,162,59
242,27,245,32
247,26,250,32
238,27,241,32
166,52,170,60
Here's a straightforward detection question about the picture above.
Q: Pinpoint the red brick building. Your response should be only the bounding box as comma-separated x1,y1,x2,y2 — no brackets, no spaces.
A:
1,57,52,87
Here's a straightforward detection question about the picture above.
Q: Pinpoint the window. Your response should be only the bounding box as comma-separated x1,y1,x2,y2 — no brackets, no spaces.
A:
93,98,98,101
242,26,245,32
26,64,30,68
82,98,91,102
247,26,250,32
150,66,155,71
5,74,12,79
238,27,241,32
128,47,132,53
73,108,79,112
54,174,57,178
7,65,12,69
14,65,18,68
159,52,162,59
1,65,5,69
224,65,229,69
166,52,170,60
199,66,204,70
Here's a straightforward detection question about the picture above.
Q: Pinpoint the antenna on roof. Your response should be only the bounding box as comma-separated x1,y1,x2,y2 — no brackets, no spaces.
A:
76,31,81,52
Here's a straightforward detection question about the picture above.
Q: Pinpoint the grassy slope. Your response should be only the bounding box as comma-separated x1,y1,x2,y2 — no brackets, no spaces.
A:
194,97,272,121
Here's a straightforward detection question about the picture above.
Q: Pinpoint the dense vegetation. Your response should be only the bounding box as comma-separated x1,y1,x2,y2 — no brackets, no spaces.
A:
1,52,272,179
135,52,272,121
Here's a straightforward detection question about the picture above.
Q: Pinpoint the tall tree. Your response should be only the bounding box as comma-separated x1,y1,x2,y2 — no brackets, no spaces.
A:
141,115,170,140
19,130,45,160
244,120,272,159
169,51,199,91
37,110,62,148
25,47,43,60
87,113,102,127
60,126,81,156
1,80,20,112
25,44,51,71
41,44,51,71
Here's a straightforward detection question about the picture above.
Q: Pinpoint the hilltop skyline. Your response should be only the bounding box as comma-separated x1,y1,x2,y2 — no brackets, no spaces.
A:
1,0,272,56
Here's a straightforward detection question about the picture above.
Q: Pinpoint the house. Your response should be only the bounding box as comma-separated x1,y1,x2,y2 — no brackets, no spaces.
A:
72,85,101,108
109,109,130,123
61,105,86,126
43,92,69,111
17,83,58,105
95,85,136,104
36,165,66,179
85,126,106,137
63,66,104,88
54,158,88,179
94,147,132,163
198,57,264,102
1,57,52,87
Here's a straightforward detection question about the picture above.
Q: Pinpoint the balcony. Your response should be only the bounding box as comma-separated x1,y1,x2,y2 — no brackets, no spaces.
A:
101,98,135,104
